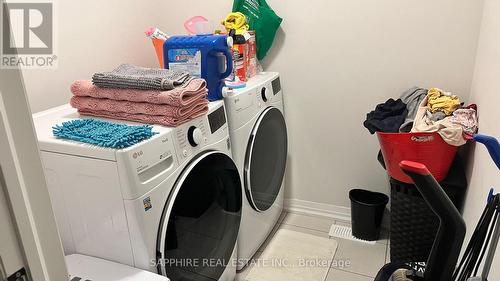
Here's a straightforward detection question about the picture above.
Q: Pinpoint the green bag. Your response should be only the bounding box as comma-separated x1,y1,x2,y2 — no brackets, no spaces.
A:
232,0,283,60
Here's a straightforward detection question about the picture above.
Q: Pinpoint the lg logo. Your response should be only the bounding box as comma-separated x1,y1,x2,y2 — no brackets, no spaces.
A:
2,2,53,54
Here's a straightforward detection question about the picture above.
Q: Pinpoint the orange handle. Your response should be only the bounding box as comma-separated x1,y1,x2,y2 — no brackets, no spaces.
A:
152,38,165,68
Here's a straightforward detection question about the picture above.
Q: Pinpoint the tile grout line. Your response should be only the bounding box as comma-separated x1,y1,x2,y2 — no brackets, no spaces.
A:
335,268,376,279
323,233,341,281
281,221,330,233
277,214,388,279
385,241,389,264
281,221,389,246
324,265,334,281
268,219,338,281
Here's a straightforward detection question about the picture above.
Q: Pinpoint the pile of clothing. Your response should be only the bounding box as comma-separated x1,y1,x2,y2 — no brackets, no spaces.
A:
363,87,427,134
364,87,478,146
70,64,209,127
411,88,477,146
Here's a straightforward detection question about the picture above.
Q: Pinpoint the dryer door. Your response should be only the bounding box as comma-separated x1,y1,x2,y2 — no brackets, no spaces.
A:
244,107,288,212
156,151,242,281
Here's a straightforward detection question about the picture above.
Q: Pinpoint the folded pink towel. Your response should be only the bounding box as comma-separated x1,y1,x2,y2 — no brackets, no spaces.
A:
70,96,208,119
77,106,208,127
71,79,207,107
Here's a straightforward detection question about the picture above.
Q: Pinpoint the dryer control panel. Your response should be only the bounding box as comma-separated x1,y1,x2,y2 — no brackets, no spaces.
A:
224,72,282,130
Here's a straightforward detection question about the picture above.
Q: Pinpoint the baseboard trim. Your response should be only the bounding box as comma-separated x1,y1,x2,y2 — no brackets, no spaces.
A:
284,199,351,222
284,198,391,230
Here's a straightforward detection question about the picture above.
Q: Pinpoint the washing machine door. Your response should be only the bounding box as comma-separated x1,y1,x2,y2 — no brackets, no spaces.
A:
244,106,288,212
156,151,242,281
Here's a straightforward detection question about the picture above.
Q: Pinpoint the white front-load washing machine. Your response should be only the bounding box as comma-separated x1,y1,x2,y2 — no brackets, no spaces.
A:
224,72,287,270
33,101,242,281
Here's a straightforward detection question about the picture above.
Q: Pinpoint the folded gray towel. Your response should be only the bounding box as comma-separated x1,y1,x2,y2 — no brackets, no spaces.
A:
92,64,192,91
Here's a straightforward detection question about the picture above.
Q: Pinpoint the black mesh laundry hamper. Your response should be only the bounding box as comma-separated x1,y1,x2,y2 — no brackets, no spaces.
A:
387,155,467,263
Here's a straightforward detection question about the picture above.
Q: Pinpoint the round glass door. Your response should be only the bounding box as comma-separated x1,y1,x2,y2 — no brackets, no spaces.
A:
157,151,242,281
244,107,288,212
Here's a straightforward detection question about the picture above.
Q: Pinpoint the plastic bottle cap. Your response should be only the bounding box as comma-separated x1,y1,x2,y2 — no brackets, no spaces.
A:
195,21,214,35
226,36,234,48
144,27,155,37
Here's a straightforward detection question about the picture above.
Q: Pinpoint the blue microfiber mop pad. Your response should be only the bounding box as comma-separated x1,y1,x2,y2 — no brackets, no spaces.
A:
53,119,158,149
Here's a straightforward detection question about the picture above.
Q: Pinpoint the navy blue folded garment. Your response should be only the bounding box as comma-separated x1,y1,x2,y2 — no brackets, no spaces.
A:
364,98,408,134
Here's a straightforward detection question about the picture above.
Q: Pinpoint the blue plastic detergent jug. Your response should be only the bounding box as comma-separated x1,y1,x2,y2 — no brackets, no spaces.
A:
164,35,233,101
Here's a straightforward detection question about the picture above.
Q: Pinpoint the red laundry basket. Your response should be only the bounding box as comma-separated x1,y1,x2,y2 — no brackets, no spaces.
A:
377,132,458,183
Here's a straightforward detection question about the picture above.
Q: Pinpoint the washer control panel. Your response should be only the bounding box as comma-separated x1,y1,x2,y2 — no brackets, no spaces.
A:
116,129,179,199
171,101,229,164
174,118,209,162
187,126,205,147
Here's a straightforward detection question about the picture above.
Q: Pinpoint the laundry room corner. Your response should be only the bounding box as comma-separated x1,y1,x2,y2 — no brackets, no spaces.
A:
257,0,485,215
461,0,500,277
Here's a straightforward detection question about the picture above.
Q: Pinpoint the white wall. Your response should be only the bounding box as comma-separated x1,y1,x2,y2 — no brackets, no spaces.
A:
260,0,484,209
462,0,500,276
22,0,166,113
22,1,485,210
157,0,484,209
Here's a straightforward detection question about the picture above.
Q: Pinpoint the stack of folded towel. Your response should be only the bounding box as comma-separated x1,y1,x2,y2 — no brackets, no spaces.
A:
70,64,208,127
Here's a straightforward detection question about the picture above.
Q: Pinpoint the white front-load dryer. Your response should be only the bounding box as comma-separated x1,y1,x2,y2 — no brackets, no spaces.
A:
33,101,242,281
224,72,287,270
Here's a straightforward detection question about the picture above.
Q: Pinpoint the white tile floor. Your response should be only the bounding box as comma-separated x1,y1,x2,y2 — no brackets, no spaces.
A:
236,212,390,281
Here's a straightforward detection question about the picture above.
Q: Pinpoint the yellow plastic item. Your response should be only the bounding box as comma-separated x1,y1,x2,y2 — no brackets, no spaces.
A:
427,88,461,115
222,12,249,35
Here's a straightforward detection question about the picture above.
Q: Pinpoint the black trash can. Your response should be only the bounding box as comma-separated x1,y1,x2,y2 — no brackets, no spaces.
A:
349,189,389,241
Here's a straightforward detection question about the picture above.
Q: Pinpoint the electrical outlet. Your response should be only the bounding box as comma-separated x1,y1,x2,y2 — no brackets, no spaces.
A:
6,267,28,281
